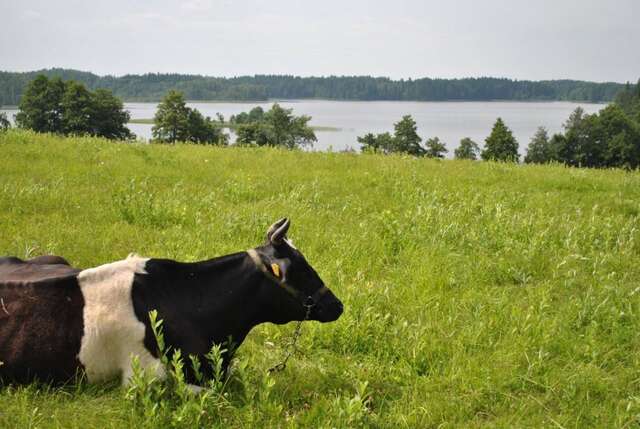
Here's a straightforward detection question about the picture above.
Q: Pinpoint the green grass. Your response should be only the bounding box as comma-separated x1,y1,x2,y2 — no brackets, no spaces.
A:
127,118,341,132
1,129,640,428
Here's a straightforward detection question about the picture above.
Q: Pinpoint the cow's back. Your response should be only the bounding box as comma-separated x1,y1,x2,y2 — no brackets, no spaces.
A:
0,257,84,383
0,256,79,283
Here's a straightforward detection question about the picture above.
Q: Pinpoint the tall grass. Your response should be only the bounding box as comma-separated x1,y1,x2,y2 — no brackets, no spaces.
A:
1,129,639,427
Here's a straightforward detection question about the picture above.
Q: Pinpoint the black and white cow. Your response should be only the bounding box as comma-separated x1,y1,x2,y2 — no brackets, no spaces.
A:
0,218,343,386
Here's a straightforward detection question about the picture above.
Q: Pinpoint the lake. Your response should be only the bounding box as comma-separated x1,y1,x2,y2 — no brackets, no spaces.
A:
2,100,604,155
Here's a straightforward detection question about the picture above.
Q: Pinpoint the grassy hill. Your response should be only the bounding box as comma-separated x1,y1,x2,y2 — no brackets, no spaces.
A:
1,130,639,427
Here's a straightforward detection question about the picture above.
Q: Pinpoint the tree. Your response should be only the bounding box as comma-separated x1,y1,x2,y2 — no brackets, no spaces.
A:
357,115,426,155
560,108,582,160
152,90,190,143
230,112,248,124
481,118,519,162
90,89,133,140
15,75,65,133
0,112,9,132
61,80,93,135
231,103,315,148
454,137,480,160
524,127,555,164
263,103,315,148
186,109,228,145
230,106,265,124
14,75,132,139
357,133,379,152
561,107,607,167
152,90,230,144
248,106,265,123
548,133,568,162
424,137,448,158
551,104,640,169
596,104,640,169
393,115,425,156
564,107,585,132
374,132,395,154
614,78,640,120
357,132,394,153
235,122,270,146
557,107,587,166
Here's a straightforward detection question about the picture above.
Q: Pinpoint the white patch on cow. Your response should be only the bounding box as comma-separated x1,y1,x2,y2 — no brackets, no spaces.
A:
77,254,165,385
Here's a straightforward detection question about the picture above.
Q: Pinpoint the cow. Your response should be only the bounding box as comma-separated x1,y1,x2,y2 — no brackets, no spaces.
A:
0,218,343,387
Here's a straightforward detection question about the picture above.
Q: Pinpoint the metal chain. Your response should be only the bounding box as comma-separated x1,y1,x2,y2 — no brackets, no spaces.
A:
268,301,313,373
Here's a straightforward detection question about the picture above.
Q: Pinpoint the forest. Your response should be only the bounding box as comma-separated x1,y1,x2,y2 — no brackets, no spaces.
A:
0,68,625,105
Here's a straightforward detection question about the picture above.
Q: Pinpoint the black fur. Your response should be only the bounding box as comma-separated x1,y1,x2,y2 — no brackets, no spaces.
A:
132,242,343,384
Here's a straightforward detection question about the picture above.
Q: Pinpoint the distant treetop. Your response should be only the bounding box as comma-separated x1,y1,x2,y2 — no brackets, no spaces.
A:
481,118,519,162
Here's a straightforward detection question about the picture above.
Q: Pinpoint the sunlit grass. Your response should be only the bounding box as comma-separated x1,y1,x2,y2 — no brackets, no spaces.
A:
1,129,639,427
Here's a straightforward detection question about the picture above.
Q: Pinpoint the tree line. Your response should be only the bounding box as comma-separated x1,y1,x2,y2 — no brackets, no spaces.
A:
357,115,517,162
357,79,640,169
0,68,625,105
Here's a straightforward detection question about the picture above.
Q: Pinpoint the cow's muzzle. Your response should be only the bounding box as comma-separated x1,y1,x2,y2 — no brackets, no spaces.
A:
311,293,343,322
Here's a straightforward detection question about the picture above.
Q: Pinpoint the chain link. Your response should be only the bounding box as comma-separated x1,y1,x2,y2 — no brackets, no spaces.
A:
268,301,313,373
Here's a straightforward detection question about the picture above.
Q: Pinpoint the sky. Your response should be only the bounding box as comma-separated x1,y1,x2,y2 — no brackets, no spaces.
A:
1,0,638,82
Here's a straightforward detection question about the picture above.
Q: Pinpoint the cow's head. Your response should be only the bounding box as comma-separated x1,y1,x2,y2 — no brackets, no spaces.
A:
252,218,343,324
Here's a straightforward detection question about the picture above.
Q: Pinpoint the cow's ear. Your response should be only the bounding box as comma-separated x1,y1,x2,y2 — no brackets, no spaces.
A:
266,218,286,242
267,218,290,245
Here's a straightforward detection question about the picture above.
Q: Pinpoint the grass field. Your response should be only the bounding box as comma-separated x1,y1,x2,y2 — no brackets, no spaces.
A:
1,130,640,428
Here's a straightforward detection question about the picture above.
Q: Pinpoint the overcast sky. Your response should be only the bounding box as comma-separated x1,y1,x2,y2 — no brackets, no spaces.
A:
1,0,638,82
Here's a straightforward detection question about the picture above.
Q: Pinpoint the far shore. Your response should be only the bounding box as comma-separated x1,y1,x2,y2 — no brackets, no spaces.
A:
124,98,609,105
2,99,607,111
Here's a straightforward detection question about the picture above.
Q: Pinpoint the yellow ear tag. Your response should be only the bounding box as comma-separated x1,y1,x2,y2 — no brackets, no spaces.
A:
271,263,281,278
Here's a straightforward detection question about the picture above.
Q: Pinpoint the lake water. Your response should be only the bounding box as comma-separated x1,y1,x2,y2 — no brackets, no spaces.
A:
2,100,604,155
